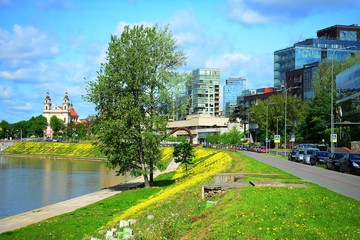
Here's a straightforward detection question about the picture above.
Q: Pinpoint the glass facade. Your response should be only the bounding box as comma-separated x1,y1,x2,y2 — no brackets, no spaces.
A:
336,62,360,122
274,38,360,89
188,68,220,116
223,77,246,116
303,64,319,101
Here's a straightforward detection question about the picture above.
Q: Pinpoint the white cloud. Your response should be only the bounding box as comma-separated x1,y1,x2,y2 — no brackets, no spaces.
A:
205,53,251,72
0,85,12,98
169,9,202,45
0,24,59,59
13,102,32,110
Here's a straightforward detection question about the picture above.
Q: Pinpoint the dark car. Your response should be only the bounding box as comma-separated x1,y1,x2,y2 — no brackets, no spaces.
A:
339,152,360,174
309,151,330,165
288,148,298,161
326,152,347,171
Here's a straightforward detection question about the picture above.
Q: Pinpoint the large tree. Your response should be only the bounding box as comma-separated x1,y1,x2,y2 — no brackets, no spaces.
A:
85,24,186,187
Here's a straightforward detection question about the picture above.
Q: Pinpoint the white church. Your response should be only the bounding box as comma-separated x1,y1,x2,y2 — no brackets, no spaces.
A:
43,91,80,125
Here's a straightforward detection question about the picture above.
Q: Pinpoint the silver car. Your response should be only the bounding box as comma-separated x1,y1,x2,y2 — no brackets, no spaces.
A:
295,150,305,163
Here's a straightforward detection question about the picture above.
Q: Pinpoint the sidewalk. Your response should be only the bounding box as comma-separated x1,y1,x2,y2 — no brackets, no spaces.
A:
0,160,180,234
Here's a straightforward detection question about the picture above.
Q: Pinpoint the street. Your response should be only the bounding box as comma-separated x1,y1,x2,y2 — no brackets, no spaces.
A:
241,151,360,201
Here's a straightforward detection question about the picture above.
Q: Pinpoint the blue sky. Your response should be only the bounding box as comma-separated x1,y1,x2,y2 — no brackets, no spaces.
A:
1,0,359,123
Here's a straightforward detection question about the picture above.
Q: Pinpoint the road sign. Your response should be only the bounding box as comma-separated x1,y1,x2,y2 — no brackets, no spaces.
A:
331,134,337,143
290,134,295,142
274,135,281,143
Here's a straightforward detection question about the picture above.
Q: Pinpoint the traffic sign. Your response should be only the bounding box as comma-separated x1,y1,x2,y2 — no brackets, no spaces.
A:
274,135,280,143
331,134,337,143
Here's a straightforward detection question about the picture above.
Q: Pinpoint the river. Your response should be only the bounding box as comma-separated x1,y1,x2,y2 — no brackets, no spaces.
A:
0,156,131,219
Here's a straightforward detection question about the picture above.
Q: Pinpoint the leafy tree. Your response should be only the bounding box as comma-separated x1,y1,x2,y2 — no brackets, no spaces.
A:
173,142,194,174
248,93,304,144
0,120,10,139
220,126,243,145
26,115,48,137
206,133,221,144
85,24,186,187
76,123,86,138
50,116,65,134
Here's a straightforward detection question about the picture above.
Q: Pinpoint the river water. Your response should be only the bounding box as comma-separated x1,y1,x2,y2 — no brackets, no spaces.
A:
0,156,131,219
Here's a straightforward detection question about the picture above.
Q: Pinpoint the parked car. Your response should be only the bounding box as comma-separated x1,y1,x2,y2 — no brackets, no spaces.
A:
288,148,298,161
326,152,347,171
259,146,269,153
303,148,320,165
295,150,306,163
309,151,330,165
339,152,360,174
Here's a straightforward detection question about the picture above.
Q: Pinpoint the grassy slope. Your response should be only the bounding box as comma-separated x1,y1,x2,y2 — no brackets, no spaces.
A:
1,149,359,240
3,142,105,158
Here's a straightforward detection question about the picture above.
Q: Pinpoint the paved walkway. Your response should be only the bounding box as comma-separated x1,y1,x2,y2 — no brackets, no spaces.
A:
0,160,180,234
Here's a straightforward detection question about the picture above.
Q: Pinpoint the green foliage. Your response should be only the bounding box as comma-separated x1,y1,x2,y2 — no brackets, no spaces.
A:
206,133,221,144
50,115,65,134
85,24,186,187
173,142,194,173
221,126,243,145
248,94,304,142
206,126,244,145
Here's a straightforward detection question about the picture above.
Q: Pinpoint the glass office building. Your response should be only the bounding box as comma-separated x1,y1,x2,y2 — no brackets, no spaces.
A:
188,68,220,116
223,77,246,116
336,62,360,122
274,24,360,89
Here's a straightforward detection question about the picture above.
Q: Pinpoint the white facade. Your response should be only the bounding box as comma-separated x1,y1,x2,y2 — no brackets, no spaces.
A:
167,114,243,144
43,92,79,125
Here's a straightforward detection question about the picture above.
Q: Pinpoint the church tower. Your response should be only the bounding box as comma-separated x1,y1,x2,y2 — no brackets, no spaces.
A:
62,91,71,111
44,91,52,111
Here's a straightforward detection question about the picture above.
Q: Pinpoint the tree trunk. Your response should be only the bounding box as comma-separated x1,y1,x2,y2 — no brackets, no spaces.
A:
149,159,154,185
143,173,151,188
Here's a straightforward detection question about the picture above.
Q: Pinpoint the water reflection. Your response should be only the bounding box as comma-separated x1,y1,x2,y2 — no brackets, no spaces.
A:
0,156,131,219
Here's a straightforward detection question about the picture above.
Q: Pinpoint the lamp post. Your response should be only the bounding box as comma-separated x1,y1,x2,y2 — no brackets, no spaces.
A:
282,84,299,157
276,116,280,156
266,102,274,153
330,46,356,154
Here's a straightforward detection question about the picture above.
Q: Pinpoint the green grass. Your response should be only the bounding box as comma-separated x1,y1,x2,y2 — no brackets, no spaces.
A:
1,150,359,239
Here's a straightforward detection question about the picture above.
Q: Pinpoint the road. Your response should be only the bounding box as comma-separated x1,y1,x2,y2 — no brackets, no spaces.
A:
241,151,360,201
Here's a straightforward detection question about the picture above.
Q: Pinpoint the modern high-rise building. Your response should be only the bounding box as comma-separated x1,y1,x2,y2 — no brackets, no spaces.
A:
223,77,246,116
274,24,360,90
187,68,220,116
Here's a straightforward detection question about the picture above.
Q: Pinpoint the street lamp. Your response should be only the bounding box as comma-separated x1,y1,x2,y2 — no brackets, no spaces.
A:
276,116,280,156
266,102,274,153
330,46,356,154
282,83,299,157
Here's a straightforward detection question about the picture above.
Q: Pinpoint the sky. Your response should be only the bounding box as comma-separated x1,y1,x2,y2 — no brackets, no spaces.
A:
1,0,360,123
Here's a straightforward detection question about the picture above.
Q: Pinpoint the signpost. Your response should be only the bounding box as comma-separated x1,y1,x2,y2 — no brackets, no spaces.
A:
274,135,280,156
331,134,337,143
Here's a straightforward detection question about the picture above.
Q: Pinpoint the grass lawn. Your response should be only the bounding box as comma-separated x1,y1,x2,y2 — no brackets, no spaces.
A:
1,149,359,239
